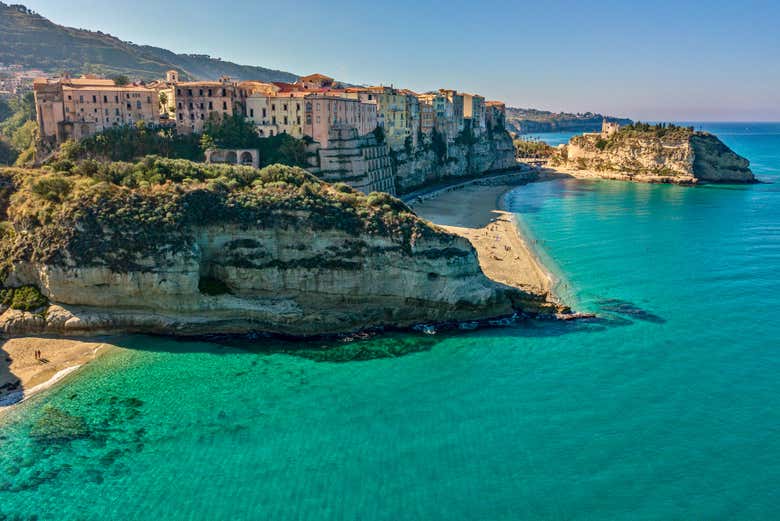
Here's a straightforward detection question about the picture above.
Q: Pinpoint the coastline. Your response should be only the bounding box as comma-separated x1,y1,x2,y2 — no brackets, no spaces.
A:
0,337,113,414
410,179,560,307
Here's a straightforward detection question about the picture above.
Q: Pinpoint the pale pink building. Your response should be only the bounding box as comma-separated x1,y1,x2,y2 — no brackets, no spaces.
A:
304,94,377,147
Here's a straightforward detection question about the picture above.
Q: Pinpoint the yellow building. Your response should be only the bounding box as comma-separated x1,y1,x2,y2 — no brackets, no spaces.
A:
34,75,159,145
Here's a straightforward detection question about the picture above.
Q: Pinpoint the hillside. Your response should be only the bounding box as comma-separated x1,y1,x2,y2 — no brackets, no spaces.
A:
506,107,632,134
0,3,298,82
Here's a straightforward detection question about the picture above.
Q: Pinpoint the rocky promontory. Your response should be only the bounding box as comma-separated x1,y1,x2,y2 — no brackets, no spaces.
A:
0,159,556,338
554,123,754,184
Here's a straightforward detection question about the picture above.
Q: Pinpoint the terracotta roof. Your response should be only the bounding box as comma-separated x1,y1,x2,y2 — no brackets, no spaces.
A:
299,73,334,81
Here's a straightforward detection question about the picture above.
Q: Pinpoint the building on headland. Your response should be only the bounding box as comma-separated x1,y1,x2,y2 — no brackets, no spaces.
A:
33,75,158,145
305,94,377,147
485,101,506,132
32,69,511,195
601,119,620,137
439,89,465,137
172,76,245,134
311,124,396,195
462,93,486,136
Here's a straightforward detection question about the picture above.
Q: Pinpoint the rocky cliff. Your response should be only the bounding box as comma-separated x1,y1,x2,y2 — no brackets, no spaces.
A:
395,130,517,193
0,161,541,337
557,125,754,184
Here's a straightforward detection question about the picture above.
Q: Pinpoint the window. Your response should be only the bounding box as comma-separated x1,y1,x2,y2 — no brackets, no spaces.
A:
115,109,120,116
200,103,204,109
103,95,108,103
208,101,213,110
178,113,183,121
250,108,254,117
136,101,142,109
92,95,97,103
177,89,182,96
222,101,227,110
283,104,288,111
67,95,72,100
127,103,131,109
115,96,119,103
262,108,266,117
297,116,301,125
200,114,204,120
178,102,183,109
188,89,193,96
199,89,203,96
208,89,212,97
221,89,226,97
296,103,300,112
189,103,193,109
272,116,276,124
284,116,288,125
79,95,84,102
271,104,276,111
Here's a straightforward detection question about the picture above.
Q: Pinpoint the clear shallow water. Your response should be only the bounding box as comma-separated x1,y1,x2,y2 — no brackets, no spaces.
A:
1,123,779,520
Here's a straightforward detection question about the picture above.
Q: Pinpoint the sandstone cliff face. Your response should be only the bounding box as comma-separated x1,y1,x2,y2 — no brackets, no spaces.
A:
395,131,517,193
2,224,521,336
560,132,753,184
0,163,532,337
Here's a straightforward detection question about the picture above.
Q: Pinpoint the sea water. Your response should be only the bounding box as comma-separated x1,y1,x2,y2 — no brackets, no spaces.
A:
0,123,778,520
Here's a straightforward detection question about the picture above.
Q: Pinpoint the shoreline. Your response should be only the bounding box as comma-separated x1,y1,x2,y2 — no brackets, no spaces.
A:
0,337,112,414
410,178,561,308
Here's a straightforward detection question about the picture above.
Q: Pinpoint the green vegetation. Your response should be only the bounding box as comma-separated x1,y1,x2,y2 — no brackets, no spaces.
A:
0,159,446,275
619,122,695,139
0,3,298,81
513,139,556,158
53,116,310,168
0,285,48,311
63,124,204,163
0,92,37,166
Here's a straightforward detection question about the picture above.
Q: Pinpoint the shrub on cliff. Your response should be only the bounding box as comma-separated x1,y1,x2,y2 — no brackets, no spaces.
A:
0,161,446,271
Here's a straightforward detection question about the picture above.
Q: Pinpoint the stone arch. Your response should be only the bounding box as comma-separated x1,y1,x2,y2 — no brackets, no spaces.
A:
225,151,238,163
240,151,254,166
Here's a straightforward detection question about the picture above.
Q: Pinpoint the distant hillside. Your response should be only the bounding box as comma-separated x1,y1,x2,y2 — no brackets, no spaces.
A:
0,3,298,82
506,107,632,134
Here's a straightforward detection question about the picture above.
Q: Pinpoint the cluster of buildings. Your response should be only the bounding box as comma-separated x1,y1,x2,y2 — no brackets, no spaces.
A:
34,71,507,153
0,65,42,96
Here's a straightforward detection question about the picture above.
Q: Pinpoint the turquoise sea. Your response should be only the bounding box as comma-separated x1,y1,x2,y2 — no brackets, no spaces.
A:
1,123,779,520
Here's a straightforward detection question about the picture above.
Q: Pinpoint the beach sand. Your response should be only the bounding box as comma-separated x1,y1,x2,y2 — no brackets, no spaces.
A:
410,182,553,296
0,337,111,409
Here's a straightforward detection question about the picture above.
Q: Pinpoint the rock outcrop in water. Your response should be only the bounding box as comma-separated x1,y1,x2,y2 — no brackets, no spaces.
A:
556,124,754,184
0,160,550,337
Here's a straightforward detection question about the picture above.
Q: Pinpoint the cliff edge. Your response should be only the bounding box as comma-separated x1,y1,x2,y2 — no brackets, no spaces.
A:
0,159,546,337
555,124,754,184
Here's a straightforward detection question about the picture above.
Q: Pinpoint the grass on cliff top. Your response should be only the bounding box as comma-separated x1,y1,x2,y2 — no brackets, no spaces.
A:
0,158,450,272
570,122,697,150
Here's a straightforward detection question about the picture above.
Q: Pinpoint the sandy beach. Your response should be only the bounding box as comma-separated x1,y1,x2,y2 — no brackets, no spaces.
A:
0,337,111,410
410,181,554,298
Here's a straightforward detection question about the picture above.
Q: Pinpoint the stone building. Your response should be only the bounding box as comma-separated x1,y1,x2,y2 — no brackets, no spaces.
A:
295,73,335,91
304,94,377,148
173,76,245,134
601,119,620,137
462,93,487,136
33,75,159,145
311,124,396,195
439,89,465,137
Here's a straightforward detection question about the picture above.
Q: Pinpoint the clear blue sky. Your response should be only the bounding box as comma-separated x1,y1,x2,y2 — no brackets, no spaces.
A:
22,0,780,121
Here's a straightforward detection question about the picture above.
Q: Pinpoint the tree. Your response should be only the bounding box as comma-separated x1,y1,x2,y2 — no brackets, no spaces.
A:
112,75,130,87
159,91,168,111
